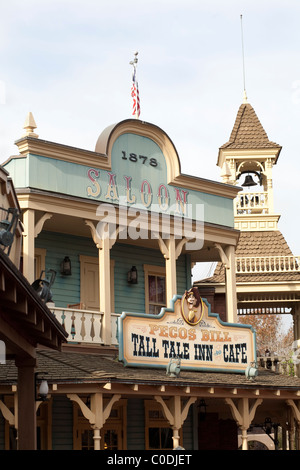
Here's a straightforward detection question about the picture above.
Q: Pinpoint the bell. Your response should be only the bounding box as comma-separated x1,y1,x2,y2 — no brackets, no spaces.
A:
242,174,257,187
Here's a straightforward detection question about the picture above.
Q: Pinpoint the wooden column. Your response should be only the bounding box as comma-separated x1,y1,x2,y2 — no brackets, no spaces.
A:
215,243,237,323
155,395,197,449
67,392,121,450
85,220,121,345
225,397,262,451
98,234,112,345
158,235,188,307
16,356,37,450
22,209,35,283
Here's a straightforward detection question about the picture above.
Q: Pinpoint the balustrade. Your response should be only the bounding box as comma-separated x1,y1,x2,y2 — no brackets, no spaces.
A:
51,306,120,345
236,255,300,274
258,355,296,377
235,191,269,214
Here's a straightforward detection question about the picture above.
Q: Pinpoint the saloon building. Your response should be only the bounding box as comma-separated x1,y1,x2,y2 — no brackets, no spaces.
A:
0,100,300,451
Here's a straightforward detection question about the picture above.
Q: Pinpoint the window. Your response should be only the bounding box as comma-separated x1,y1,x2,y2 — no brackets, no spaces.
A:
73,398,126,450
144,265,166,314
145,401,180,450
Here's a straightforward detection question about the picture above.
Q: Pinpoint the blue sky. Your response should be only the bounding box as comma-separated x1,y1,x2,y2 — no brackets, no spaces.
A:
0,0,299,265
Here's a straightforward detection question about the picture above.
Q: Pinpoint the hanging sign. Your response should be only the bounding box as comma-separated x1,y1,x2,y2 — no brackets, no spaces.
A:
118,288,257,374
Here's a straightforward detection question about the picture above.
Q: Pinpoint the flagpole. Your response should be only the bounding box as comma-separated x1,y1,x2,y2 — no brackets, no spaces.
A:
130,51,140,119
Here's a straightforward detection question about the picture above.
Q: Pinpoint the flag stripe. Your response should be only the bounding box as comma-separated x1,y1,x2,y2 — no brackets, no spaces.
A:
131,70,140,118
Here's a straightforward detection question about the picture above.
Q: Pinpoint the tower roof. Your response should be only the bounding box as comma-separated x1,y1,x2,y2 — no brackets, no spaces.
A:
220,102,281,151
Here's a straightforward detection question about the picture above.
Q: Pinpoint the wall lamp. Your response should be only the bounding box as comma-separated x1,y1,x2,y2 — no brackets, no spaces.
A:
60,256,72,276
35,373,49,402
198,399,207,421
127,266,138,284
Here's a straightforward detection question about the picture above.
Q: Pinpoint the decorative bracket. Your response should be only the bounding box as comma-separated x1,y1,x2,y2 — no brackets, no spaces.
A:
214,243,230,269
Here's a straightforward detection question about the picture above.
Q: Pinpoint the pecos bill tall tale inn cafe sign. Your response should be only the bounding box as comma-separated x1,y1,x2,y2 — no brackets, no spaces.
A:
118,288,257,374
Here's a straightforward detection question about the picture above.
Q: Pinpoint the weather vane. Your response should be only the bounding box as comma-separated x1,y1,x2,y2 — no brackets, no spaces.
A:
129,51,139,71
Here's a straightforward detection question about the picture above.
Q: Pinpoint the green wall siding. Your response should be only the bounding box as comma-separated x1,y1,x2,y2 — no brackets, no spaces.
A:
35,231,192,313
127,399,145,450
52,396,73,450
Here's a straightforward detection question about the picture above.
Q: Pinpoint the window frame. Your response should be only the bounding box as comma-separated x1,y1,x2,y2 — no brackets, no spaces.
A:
143,264,166,314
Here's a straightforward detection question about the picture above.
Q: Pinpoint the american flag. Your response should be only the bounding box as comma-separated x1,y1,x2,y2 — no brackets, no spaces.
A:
131,69,140,118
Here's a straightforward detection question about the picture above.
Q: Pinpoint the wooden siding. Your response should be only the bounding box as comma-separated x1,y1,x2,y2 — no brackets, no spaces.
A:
35,231,192,313
51,396,73,450
182,406,195,450
126,399,145,450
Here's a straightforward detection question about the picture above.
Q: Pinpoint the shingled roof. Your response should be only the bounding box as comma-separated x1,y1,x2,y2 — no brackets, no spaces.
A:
0,348,300,391
220,102,281,151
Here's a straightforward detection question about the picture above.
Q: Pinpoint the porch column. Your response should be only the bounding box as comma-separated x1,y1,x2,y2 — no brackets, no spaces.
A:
165,236,177,306
155,395,197,449
15,356,37,450
22,209,35,283
98,234,112,345
85,220,119,346
158,235,188,307
225,245,237,323
286,400,300,450
67,392,121,450
225,397,262,450
215,243,237,323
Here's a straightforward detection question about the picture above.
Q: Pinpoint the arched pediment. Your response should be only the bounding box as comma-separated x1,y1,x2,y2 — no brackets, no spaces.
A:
95,119,181,184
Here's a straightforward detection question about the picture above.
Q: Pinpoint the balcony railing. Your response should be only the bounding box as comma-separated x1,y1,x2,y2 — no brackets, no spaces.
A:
236,255,300,274
235,191,269,215
258,355,297,377
51,306,120,345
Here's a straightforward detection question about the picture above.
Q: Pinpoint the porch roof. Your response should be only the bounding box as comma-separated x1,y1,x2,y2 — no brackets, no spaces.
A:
1,348,300,394
0,248,68,357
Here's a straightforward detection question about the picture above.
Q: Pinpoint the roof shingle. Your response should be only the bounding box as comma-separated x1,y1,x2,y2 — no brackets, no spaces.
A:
220,103,281,150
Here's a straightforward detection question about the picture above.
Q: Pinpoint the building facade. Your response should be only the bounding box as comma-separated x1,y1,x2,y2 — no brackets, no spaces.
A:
0,111,300,451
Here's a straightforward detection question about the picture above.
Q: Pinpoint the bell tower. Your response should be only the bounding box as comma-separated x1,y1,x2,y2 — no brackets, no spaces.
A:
217,98,282,232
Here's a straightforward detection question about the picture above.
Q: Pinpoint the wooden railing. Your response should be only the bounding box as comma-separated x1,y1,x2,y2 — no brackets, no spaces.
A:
235,191,269,214
236,255,300,274
51,307,120,345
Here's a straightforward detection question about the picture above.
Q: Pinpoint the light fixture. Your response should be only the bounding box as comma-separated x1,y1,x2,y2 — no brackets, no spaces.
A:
199,399,207,421
0,208,19,254
31,269,56,303
245,361,258,381
127,266,138,284
35,373,49,402
166,357,181,378
60,256,72,276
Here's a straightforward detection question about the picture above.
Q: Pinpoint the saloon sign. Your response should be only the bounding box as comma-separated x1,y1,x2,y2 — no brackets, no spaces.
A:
118,288,257,374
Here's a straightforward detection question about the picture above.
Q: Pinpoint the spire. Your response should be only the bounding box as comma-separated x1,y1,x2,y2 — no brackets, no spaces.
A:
240,15,248,105
22,112,39,138
220,102,281,151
